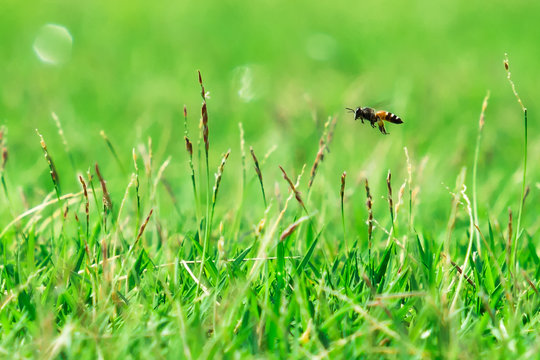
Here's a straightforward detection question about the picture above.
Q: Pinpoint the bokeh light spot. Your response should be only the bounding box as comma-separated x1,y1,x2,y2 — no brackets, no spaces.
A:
33,23,73,65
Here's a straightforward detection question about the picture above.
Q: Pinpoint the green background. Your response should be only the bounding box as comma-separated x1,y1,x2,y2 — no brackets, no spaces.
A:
1,0,538,229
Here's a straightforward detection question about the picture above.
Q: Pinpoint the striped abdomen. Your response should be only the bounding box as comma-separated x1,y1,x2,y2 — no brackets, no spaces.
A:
376,110,403,124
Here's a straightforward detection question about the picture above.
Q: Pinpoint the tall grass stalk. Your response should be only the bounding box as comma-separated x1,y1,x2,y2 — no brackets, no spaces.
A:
197,70,211,299
472,91,490,257
504,54,528,271
385,170,396,247
450,183,474,313
251,146,267,208
183,105,199,217
445,168,466,248
231,123,246,240
36,130,61,201
340,171,347,252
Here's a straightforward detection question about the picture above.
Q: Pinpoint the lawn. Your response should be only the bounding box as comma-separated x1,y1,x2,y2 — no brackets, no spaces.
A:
1,0,539,358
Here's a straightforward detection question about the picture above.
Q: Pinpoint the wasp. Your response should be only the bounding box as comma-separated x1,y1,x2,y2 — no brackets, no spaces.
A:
346,106,403,135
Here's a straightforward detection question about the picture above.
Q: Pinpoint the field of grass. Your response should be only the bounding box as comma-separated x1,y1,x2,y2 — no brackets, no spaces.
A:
1,0,539,358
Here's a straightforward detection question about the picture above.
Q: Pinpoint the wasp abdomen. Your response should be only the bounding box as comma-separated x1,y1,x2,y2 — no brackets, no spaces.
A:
376,110,403,124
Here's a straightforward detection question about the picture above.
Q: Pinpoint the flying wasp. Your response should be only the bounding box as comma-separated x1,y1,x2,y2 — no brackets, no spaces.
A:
346,106,403,135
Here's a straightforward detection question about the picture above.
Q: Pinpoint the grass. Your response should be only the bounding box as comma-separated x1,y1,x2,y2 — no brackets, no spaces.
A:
1,62,538,358
1,1,540,358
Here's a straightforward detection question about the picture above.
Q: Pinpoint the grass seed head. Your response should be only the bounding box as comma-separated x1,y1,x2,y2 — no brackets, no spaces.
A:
1,147,7,171
479,91,490,130
250,146,267,206
202,103,209,154
198,70,206,100
325,115,338,150
504,53,526,111
365,178,373,244
280,216,309,242
340,171,346,200
279,165,307,212
95,163,112,213
387,170,394,220
135,208,154,245
78,175,89,215
184,136,193,157
212,150,231,205
36,130,61,195
308,145,325,190
132,148,139,172
250,146,263,180
52,112,70,153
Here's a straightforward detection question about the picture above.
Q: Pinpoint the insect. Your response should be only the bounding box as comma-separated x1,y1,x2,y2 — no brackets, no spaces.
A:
346,106,403,135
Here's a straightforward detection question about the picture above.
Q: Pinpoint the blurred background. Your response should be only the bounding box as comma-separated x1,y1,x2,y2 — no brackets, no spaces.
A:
1,0,538,232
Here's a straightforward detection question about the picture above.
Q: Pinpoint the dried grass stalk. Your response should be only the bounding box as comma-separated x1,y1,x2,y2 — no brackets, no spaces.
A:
279,165,307,213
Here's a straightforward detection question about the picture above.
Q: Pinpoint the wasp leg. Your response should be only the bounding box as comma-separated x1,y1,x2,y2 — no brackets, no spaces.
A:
377,119,388,134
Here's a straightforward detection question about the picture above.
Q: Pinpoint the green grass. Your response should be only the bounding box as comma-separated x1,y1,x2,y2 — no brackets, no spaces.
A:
1,0,540,358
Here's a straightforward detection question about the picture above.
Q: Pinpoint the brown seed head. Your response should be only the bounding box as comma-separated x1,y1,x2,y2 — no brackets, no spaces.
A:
250,147,263,180
279,165,307,212
36,130,60,193
280,216,309,242
198,70,206,100
1,147,7,170
387,170,394,219
202,103,209,154
95,163,112,212
135,208,154,245
340,171,346,200
308,145,325,190
365,178,373,244
184,136,193,157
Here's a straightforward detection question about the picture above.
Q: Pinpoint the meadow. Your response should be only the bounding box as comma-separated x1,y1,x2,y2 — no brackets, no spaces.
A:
1,0,539,358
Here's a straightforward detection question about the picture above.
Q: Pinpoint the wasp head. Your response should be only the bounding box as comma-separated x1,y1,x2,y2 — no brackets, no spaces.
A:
346,107,364,123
